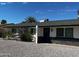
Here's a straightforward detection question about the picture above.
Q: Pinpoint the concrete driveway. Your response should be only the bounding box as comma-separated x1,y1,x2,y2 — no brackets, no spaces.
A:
0,40,79,57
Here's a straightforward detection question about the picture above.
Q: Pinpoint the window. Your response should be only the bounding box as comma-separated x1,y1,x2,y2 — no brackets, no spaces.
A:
65,28,73,38
30,28,36,35
56,28,73,38
56,28,64,37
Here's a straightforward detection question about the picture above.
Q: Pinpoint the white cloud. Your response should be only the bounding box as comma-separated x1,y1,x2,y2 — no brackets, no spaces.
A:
0,2,7,5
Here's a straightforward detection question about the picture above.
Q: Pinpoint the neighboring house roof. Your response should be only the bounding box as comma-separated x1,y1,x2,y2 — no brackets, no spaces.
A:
0,24,18,28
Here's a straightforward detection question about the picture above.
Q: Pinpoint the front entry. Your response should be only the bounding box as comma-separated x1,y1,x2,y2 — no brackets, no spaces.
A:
0,33,3,37
43,28,50,43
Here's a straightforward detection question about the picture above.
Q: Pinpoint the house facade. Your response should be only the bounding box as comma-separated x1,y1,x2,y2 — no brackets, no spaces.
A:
0,19,79,43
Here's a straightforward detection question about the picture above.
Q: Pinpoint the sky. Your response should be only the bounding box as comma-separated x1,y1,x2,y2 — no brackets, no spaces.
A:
0,2,79,23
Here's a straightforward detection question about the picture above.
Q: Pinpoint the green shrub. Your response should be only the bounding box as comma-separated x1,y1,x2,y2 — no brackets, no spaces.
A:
2,32,8,38
3,31,13,39
20,31,32,42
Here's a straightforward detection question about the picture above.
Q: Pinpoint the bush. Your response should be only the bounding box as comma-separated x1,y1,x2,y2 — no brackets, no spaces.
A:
20,32,32,42
3,31,13,40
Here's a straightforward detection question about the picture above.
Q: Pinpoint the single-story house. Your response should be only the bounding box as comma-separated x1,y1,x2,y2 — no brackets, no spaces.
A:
1,11,79,43
1,18,79,43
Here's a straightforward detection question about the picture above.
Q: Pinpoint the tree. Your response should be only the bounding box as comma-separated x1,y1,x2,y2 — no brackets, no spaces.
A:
25,16,37,23
1,20,7,24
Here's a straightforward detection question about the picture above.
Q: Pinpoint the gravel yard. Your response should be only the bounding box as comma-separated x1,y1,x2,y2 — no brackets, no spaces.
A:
0,40,79,57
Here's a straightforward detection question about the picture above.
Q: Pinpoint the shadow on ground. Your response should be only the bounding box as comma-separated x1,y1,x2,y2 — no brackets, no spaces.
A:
51,40,79,47
38,37,79,46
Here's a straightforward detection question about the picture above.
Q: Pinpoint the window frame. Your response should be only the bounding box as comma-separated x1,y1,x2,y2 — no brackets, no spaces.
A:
65,28,73,38
56,28,64,37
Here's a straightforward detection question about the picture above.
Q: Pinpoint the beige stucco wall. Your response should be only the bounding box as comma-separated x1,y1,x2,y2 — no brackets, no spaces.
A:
38,26,79,39
73,26,79,38
50,27,56,37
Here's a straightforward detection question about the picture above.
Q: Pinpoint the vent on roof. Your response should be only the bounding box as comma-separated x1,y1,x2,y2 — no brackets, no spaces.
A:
39,20,45,22
39,19,49,22
44,19,49,22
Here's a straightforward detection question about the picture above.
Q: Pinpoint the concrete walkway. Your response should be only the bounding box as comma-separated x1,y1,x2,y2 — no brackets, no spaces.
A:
0,40,79,57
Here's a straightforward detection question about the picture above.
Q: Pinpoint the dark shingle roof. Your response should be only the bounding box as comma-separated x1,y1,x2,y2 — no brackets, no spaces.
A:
3,19,79,27
39,19,79,26
17,19,79,27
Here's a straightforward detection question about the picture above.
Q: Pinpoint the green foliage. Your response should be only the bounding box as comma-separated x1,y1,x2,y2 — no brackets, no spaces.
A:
3,31,13,38
20,31,32,42
1,20,7,24
2,33,6,38
7,32,13,37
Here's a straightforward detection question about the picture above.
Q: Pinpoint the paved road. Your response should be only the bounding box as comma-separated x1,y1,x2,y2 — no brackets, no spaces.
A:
0,40,79,57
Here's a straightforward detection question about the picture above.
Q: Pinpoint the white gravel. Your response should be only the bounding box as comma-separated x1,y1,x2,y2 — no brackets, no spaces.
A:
0,40,79,57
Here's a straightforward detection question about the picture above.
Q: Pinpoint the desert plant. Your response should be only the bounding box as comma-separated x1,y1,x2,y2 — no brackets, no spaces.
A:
20,31,32,42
